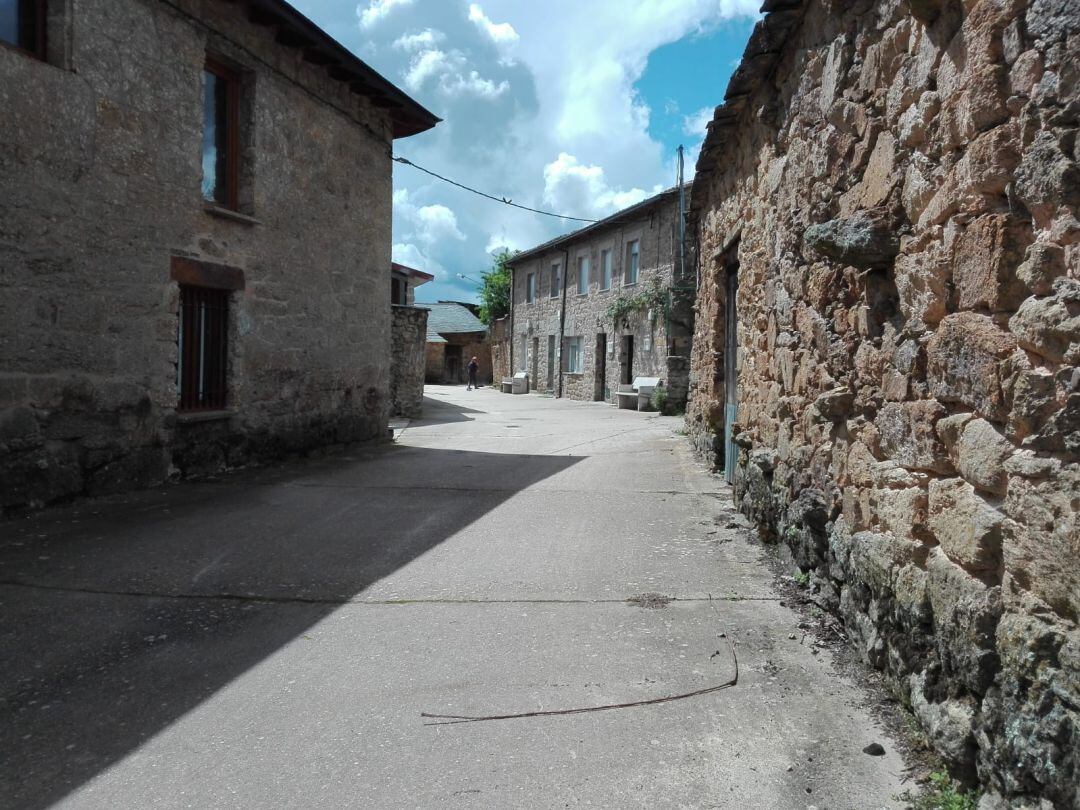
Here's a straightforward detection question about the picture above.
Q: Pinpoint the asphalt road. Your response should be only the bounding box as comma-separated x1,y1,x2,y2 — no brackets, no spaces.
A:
0,385,907,809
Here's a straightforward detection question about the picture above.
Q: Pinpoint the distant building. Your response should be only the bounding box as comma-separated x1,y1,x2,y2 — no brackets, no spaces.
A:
504,187,694,407
391,262,433,305
424,303,491,385
0,0,438,511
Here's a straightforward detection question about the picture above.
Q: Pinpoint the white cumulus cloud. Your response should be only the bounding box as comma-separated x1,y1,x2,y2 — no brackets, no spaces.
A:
392,28,445,51
404,48,508,98
682,106,714,137
468,4,520,46
543,153,654,220
358,0,414,28
416,204,466,243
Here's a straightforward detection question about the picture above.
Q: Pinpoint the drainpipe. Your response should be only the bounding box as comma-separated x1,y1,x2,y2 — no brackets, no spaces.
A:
557,248,569,398
509,264,515,374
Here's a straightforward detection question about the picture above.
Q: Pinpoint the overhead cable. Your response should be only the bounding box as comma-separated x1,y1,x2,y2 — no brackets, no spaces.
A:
392,156,598,223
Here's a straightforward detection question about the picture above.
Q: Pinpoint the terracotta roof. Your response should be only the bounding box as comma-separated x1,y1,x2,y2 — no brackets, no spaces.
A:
252,0,440,138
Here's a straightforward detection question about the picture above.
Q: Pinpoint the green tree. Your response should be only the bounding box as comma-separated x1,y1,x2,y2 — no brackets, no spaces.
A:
478,249,514,326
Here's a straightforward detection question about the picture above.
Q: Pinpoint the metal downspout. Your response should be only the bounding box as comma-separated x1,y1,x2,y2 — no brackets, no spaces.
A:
557,248,569,398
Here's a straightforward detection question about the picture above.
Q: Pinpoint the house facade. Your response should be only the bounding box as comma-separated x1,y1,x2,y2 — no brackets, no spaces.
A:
506,187,694,406
0,0,437,511
424,302,491,385
686,0,1078,805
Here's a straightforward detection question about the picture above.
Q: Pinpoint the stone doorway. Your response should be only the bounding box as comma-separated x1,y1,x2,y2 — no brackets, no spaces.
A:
546,335,555,391
620,334,634,385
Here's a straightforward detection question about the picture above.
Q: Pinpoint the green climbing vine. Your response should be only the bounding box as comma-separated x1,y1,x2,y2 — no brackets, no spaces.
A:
604,274,668,324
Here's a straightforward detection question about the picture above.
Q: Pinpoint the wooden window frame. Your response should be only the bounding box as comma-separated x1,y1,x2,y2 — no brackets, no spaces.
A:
525,272,535,303
204,55,241,211
1,0,48,60
600,248,612,290
549,263,560,298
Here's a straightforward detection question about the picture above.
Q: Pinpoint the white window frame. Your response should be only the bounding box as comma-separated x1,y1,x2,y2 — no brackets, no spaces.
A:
600,248,612,290
577,256,589,295
564,336,583,373
549,263,561,298
625,240,640,285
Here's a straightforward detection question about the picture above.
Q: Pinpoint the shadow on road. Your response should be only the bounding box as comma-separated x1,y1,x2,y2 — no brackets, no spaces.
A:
0,443,580,808
413,391,487,426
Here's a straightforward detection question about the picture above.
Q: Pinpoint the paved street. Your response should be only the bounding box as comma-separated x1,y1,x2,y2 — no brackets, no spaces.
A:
1,386,907,809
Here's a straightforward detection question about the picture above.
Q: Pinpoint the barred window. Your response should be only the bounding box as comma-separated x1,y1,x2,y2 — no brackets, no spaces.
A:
177,285,229,411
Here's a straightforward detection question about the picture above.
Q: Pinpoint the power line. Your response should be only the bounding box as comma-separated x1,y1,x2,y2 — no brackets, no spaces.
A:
392,156,598,223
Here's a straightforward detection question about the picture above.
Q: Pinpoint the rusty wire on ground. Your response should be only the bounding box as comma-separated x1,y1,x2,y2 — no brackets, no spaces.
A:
420,639,738,726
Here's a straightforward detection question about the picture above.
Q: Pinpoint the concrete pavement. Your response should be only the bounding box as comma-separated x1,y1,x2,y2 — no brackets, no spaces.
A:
0,385,908,808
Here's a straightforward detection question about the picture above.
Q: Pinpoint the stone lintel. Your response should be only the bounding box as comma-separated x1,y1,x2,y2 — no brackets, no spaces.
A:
170,256,246,291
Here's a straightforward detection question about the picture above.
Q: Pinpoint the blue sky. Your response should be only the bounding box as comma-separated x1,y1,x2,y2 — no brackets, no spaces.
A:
289,1,759,303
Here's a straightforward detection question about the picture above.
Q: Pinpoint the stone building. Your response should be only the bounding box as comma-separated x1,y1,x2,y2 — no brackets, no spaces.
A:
0,0,438,511
506,187,695,405
390,261,433,305
686,0,1078,806
424,302,491,385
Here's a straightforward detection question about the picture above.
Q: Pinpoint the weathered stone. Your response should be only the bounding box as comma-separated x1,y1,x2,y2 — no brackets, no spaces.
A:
389,305,428,419
928,478,1004,571
1008,369,1059,441
803,211,901,269
877,400,954,473
957,418,1013,495
1025,0,1080,41
1002,464,1080,618
1025,393,1080,456
813,387,854,421
926,550,1003,694
927,313,1016,422
952,215,1031,312
909,0,944,25
1009,278,1080,364
894,241,950,330
1016,241,1066,296
1013,131,1080,225
0,406,42,453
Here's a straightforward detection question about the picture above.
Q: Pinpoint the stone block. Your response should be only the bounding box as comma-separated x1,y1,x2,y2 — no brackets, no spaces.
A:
928,478,1004,571
894,240,950,330
1002,464,1080,618
927,313,1016,422
924,550,1003,691
952,215,1031,312
1013,131,1080,226
803,210,900,269
1009,278,1080,365
877,399,954,473
957,418,1013,495
1016,241,1066,296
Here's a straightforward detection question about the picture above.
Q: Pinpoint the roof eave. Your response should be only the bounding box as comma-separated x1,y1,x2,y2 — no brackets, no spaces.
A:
251,0,440,139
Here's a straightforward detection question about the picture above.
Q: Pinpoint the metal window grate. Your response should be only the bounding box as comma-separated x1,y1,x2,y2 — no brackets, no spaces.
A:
177,285,229,411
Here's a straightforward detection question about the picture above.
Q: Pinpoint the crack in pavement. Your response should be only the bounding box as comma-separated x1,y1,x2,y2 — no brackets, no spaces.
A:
0,580,781,607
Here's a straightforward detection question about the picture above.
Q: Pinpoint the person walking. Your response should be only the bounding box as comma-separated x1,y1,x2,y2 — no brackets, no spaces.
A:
467,356,479,391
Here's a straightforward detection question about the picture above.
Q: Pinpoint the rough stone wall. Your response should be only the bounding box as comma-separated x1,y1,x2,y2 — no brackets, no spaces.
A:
510,195,687,404
424,343,446,383
490,316,511,382
0,0,398,510
389,306,427,418
687,1,1079,806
